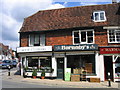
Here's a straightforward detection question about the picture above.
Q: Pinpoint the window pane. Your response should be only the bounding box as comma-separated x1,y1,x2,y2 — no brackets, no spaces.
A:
40,34,45,46
81,32,86,42
116,30,120,42
74,31,80,43
40,57,51,68
28,57,38,67
100,12,105,20
74,32,79,37
30,35,34,46
34,35,40,46
109,30,115,42
74,38,80,43
87,31,93,36
67,55,95,74
88,37,93,43
95,13,99,20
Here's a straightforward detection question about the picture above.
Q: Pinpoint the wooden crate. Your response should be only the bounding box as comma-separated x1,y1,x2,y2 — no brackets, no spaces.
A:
90,78,100,83
85,63,92,73
73,69,82,74
71,74,80,81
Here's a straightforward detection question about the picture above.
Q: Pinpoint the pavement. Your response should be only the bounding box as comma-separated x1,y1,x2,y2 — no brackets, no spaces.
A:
1,70,120,88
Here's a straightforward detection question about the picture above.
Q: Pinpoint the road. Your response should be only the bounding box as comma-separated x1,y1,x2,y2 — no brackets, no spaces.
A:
1,68,70,88
2,80,66,88
1,68,119,89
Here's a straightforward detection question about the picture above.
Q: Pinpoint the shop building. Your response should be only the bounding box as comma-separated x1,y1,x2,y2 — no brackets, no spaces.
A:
17,3,120,82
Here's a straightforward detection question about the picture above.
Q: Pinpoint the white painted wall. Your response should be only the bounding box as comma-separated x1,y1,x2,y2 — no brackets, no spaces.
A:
52,57,57,77
99,55,105,81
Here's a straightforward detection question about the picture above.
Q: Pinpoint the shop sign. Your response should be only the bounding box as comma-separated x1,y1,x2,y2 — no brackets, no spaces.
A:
54,44,98,51
100,47,120,54
17,46,52,53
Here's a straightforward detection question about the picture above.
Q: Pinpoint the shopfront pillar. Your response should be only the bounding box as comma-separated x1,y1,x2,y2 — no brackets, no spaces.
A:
99,55,105,81
52,57,57,77
64,56,67,69
95,52,100,77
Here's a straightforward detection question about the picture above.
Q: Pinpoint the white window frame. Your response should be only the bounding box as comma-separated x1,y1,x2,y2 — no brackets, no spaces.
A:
72,29,94,44
107,29,120,43
93,11,106,22
29,34,45,46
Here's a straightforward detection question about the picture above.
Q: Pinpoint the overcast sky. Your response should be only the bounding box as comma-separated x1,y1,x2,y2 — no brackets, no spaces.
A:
0,0,120,50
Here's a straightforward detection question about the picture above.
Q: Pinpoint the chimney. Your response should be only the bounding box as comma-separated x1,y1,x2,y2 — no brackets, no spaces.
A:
112,0,117,3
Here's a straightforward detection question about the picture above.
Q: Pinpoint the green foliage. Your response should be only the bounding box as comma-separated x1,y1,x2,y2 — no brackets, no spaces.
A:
24,67,28,71
41,70,45,77
32,69,37,76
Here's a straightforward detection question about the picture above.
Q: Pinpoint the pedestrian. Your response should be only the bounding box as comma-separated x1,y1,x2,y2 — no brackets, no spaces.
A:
17,62,21,72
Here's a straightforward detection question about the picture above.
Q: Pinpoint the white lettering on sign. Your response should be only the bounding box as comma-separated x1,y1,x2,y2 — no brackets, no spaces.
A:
17,46,52,53
60,45,96,50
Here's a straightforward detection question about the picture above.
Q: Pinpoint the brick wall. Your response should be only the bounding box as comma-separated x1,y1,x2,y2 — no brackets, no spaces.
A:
94,27,120,46
95,27,108,46
20,33,29,47
20,27,120,47
46,30,72,47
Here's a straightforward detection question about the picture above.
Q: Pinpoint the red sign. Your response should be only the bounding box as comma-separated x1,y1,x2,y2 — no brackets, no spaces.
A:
100,47,120,54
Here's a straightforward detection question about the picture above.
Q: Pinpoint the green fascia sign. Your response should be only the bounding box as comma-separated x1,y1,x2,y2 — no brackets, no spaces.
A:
54,44,98,51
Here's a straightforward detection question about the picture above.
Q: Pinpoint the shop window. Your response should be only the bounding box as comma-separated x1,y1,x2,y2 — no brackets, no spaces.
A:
73,30,94,44
67,55,95,75
27,56,51,69
115,56,120,79
40,57,51,68
108,30,120,43
27,57,38,67
93,11,106,22
29,34,45,46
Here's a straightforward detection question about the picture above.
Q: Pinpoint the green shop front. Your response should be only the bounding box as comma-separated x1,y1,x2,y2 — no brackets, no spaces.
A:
54,44,100,81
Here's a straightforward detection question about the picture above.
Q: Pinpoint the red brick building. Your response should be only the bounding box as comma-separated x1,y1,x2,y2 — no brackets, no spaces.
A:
0,43,12,60
17,3,120,82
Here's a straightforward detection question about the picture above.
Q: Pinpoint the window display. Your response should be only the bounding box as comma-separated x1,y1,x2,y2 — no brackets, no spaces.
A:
115,56,120,79
67,55,95,75
27,56,52,69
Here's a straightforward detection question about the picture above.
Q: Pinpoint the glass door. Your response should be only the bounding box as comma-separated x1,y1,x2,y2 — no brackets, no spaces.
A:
57,58,64,79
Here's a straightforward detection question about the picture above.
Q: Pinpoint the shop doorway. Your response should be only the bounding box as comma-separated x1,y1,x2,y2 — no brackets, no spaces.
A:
104,56,113,81
57,58,64,79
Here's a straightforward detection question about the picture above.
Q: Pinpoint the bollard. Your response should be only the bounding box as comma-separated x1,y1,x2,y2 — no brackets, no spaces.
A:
108,72,111,87
7,65,11,76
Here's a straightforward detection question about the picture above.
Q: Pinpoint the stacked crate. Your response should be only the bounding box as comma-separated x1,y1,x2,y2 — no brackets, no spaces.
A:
71,74,80,81
89,78,100,83
85,63,92,73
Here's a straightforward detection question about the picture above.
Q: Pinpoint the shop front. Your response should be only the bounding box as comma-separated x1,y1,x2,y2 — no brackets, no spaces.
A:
100,47,120,82
17,46,57,77
54,44,100,80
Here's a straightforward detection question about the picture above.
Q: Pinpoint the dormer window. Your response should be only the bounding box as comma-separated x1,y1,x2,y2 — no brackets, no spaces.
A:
93,11,106,22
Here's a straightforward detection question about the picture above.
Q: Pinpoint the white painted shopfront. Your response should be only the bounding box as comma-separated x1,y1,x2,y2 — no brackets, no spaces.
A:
17,46,58,77
100,46,120,82
17,45,120,82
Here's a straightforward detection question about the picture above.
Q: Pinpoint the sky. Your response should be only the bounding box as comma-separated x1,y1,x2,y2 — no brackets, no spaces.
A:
0,0,120,50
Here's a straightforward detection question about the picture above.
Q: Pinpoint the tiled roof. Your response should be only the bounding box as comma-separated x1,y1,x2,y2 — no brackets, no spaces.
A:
20,3,120,32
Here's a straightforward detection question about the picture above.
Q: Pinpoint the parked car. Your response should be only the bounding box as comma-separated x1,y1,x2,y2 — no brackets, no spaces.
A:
12,60,18,67
2,60,13,69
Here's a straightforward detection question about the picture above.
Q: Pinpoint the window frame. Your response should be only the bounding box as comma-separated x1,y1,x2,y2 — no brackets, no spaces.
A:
107,29,120,43
72,29,94,45
29,34,45,46
93,11,106,22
